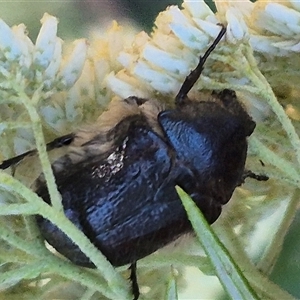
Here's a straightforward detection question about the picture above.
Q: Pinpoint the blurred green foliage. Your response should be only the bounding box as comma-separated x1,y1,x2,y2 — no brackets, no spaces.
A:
271,210,300,298
0,0,216,40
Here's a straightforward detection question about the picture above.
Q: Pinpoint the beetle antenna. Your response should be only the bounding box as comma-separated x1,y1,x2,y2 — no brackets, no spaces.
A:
175,25,226,106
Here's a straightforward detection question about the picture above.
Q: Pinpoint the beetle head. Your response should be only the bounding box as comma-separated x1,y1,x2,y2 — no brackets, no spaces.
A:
158,89,254,204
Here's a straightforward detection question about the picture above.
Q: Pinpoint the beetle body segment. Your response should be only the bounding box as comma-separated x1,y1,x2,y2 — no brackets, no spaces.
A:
35,90,255,267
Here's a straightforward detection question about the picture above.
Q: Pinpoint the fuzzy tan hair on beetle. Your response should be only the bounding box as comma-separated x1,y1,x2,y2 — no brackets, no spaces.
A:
0,25,268,300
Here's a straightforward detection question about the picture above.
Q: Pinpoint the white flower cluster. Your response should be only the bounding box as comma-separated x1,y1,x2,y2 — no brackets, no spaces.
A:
250,1,300,55
106,0,253,100
0,0,299,157
103,0,300,122
0,14,83,156
0,16,134,157
0,13,87,93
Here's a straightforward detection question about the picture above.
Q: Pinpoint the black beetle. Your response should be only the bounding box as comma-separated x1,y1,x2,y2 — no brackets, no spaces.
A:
0,26,267,299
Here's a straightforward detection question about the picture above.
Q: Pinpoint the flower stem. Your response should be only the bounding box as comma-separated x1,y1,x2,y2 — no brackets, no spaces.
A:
10,82,63,212
244,46,300,167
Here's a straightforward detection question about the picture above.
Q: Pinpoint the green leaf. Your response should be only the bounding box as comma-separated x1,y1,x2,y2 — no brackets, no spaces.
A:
176,186,259,300
165,266,178,300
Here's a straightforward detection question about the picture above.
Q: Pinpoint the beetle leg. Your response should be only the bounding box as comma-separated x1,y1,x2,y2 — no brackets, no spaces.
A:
129,261,140,300
0,133,75,170
241,170,269,184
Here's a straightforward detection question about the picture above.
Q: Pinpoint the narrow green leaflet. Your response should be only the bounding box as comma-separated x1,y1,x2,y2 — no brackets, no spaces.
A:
176,186,259,300
165,266,179,300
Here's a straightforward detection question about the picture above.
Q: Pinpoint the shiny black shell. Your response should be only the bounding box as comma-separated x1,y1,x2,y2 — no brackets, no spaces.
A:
35,89,255,267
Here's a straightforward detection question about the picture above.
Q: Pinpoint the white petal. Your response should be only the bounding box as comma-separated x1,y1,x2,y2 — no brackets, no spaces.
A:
170,22,209,50
142,44,189,75
287,41,300,52
0,19,22,61
14,135,35,155
168,6,194,26
192,19,221,38
266,3,300,26
183,0,214,20
167,6,211,49
118,52,132,69
226,8,248,43
286,23,300,34
64,86,83,122
94,59,111,86
249,35,289,56
0,67,10,81
11,24,34,68
39,104,67,132
134,61,179,94
261,17,294,36
59,39,88,88
254,3,300,36
273,39,300,52
34,13,58,68
68,60,95,107
106,71,150,99
151,31,183,55
44,38,63,87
